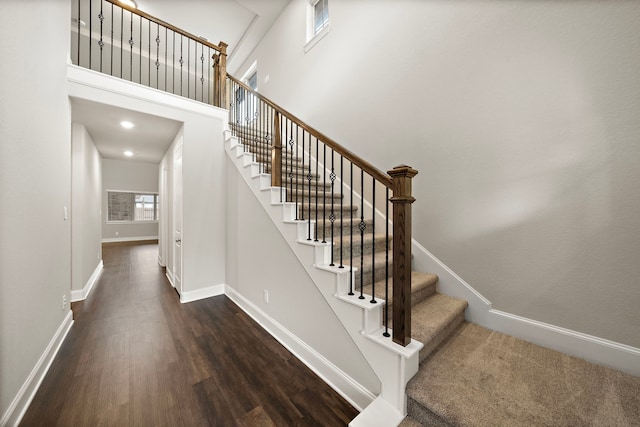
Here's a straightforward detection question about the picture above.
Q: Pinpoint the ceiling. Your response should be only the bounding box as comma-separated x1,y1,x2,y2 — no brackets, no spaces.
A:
71,98,182,163
71,0,291,164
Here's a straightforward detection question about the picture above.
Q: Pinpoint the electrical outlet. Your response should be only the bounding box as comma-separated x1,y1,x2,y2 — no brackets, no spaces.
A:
263,290,269,304
62,295,67,310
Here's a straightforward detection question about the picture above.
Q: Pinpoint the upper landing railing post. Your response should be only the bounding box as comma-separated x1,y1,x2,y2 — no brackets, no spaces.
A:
388,165,418,347
272,111,283,187
213,42,228,108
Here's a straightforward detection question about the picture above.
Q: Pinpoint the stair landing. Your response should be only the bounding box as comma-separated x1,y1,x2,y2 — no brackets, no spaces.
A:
405,322,640,427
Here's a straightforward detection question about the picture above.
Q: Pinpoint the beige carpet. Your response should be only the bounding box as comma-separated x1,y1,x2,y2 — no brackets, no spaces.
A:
405,322,640,426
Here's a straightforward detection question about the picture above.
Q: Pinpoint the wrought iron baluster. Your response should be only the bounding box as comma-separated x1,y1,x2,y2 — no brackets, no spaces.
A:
314,137,319,242
289,122,295,207
89,0,92,69
77,0,80,66
301,128,305,222
359,168,366,300
156,24,160,89
307,133,312,240
339,156,344,269
384,188,390,337
129,11,133,81
201,47,205,102
349,162,354,296
120,7,123,78
322,144,327,244
111,2,113,75
99,0,104,72
295,124,299,220
172,33,175,94
179,35,183,96
371,179,377,304
329,151,335,267
139,16,142,83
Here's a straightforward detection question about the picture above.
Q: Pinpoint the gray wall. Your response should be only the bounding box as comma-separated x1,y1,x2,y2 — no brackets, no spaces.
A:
235,0,640,348
0,0,72,419
71,123,103,292
102,158,159,241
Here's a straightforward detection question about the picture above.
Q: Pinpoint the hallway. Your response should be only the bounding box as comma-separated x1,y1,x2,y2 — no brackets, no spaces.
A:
20,242,358,426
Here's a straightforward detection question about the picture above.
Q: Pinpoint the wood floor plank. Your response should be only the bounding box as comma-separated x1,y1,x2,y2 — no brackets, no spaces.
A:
20,242,359,426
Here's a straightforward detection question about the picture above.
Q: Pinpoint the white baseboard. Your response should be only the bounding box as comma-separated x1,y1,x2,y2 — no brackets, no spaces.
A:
101,235,158,243
487,309,640,377
165,268,175,288
411,238,640,377
225,285,376,412
70,261,103,302
180,284,225,304
1,311,74,427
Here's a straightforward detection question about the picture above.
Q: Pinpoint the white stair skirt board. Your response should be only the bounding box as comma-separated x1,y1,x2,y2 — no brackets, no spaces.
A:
179,284,225,304
101,235,158,243
70,261,103,302
1,311,74,427
225,132,422,417
225,286,375,412
411,240,640,376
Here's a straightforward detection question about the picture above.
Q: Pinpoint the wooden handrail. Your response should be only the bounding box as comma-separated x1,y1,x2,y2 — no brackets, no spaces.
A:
104,0,225,53
227,74,393,189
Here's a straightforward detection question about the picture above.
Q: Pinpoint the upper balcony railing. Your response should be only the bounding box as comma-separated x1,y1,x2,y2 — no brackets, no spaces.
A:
71,0,227,107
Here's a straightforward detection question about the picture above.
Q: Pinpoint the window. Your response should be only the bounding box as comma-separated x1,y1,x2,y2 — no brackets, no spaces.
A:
305,0,330,52
107,191,159,222
313,0,329,35
247,71,258,91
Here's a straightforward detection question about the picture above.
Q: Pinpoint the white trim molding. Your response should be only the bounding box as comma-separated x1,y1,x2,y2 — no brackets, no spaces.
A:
180,284,225,304
101,235,158,243
487,309,640,377
225,285,376,412
1,311,74,427
411,238,640,377
71,261,103,302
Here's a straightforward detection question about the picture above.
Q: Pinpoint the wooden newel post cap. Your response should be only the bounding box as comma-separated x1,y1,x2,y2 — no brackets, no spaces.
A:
388,165,418,203
218,41,228,53
387,165,418,178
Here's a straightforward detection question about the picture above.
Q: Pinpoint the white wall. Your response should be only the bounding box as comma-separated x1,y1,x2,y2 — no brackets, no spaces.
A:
71,123,102,292
0,0,72,423
68,66,227,298
159,118,227,296
101,159,159,241
236,0,640,348
225,157,381,397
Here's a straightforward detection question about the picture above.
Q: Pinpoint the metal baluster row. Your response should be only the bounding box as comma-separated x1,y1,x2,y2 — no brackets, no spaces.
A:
227,75,417,345
73,0,218,104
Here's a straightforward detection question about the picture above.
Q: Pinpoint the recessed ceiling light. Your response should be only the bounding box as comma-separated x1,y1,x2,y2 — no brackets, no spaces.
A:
124,151,134,157
119,0,137,9
120,121,134,129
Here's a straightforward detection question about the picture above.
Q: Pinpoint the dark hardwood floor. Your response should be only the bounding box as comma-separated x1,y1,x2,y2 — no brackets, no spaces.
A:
20,242,359,426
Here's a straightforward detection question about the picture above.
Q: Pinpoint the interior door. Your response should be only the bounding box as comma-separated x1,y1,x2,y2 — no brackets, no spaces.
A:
173,142,183,295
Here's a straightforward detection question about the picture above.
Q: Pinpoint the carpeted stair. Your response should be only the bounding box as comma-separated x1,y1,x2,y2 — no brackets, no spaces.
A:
232,123,640,427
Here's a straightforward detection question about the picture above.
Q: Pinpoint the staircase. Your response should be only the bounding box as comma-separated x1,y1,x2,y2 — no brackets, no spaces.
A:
227,122,469,424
